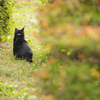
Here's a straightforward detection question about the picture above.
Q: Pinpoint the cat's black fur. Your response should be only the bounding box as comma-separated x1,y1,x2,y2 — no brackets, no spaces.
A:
13,28,33,62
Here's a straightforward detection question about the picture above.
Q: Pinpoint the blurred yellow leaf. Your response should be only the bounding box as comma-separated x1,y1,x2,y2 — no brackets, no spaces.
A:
67,51,71,55
61,49,66,52
90,68,100,79
43,94,54,100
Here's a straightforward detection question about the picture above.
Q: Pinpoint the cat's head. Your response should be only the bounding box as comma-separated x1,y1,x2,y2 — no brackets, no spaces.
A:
14,28,24,38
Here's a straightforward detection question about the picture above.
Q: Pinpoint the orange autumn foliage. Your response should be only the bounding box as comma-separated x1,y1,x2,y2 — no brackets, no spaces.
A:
42,20,48,28
33,31,38,37
39,72,49,79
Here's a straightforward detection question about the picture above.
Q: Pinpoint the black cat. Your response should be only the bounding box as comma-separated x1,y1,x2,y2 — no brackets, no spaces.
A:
13,28,33,62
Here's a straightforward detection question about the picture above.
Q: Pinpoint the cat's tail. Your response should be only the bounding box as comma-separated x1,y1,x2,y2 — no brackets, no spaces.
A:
29,60,33,63
26,58,33,63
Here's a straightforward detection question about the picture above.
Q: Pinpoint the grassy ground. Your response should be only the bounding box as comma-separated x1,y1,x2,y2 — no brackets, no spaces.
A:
0,1,46,99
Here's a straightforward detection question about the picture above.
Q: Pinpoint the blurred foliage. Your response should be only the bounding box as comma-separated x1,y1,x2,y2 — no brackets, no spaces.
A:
0,0,12,42
36,0,100,99
37,60,100,100
37,0,100,63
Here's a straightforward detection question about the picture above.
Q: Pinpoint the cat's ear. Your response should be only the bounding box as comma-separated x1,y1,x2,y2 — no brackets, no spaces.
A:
22,28,24,32
15,28,18,32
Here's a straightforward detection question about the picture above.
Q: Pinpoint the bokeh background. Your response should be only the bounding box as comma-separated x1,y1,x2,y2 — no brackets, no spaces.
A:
36,0,100,100
0,0,100,100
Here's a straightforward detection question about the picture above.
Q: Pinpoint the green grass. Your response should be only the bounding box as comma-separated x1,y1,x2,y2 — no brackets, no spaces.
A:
0,1,47,99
